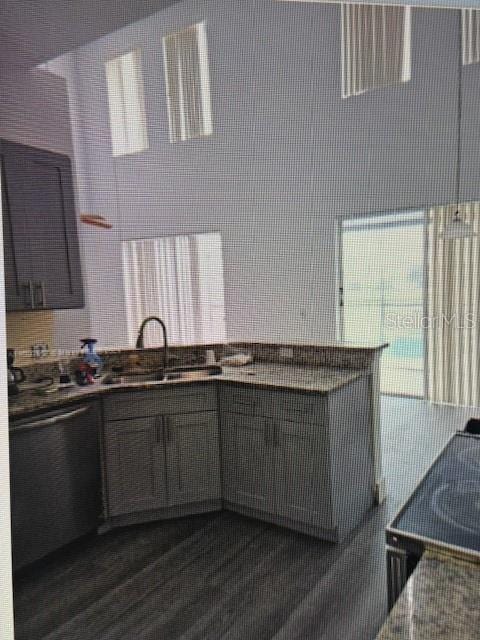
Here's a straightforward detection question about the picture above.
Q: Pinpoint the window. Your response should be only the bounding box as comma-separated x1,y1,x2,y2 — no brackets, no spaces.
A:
340,211,425,397
122,232,226,346
462,9,480,66
105,49,148,156
341,4,411,99
162,21,213,142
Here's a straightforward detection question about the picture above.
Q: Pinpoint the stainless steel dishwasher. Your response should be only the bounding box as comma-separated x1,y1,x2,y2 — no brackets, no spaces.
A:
9,402,101,571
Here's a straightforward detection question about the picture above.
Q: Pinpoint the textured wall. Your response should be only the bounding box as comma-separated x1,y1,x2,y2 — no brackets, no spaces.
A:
48,1,480,349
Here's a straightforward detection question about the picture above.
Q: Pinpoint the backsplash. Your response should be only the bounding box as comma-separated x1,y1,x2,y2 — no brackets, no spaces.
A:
16,341,384,383
230,342,384,370
17,344,226,383
6,311,55,363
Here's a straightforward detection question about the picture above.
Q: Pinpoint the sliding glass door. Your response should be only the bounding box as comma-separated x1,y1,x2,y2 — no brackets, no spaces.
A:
338,211,426,397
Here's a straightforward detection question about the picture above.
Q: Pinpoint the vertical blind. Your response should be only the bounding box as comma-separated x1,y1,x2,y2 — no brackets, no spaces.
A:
462,9,480,66
122,233,226,347
341,4,411,98
162,22,213,142
105,49,149,157
427,204,480,407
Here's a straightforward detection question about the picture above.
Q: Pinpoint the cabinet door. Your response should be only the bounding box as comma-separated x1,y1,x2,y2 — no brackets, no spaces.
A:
221,412,275,513
1,153,32,310
103,416,168,517
273,418,332,528
1,140,83,310
165,411,221,506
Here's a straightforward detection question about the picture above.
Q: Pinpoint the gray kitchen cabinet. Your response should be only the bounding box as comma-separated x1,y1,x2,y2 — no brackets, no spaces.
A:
0,139,84,311
221,410,330,528
219,378,374,541
273,418,332,528
221,413,275,513
2,170,27,311
165,411,221,505
103,416,168,517
101,385,221,525
100,378,373,540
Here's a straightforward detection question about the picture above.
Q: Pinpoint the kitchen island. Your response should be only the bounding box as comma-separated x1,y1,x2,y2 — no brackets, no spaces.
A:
376,550,480,639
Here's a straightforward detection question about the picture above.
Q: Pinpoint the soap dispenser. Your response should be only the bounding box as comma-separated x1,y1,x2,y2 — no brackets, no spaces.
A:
80,338,104,378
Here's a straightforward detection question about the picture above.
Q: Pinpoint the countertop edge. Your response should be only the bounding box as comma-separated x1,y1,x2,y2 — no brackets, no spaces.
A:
8,366,365,420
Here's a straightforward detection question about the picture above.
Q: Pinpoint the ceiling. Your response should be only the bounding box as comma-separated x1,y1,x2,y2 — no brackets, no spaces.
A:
0,0,182,72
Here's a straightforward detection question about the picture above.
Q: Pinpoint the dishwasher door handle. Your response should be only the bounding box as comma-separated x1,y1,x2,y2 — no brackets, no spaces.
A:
11,405,92,433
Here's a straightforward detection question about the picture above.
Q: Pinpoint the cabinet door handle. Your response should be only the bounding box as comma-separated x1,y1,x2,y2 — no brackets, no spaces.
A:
274,422,279,446
165,416,171,442
33,281,46,308
40,281,46,308
22,281,35,308
155,416,164,443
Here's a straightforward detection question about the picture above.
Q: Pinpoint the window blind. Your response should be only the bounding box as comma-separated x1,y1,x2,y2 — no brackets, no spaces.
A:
341,4,411,98
122,233,226,347
105,49,148,156
462,9,480,65
163,22,213,142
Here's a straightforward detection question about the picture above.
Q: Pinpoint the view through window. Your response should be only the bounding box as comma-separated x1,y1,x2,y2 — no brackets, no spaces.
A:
340,211,425,397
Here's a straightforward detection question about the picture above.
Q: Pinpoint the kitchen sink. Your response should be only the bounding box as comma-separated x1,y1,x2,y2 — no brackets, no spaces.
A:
102,364,222,386
102,371,165,385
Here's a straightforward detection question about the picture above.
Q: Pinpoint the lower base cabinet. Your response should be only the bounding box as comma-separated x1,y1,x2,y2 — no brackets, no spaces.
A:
100,378,374,542
221,413,275,513
101,386,221,523
274,418,332,528
221,412,332,530
104,416,168,517
165,412,221,506
219,378,375,541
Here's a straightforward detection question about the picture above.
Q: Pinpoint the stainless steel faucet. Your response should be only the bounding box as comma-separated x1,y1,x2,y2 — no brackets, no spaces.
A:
135,316,168,371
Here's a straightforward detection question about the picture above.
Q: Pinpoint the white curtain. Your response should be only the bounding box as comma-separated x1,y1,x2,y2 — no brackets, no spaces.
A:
105,49,148,156
427,204,480,406
162,22,213,143
122,233,226,347
463,9,480,66
341,4,411,98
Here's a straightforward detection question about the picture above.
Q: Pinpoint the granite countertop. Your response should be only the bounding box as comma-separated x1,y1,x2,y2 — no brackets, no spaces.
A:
220,363,363,391
376,550,480,639
8,363,364,419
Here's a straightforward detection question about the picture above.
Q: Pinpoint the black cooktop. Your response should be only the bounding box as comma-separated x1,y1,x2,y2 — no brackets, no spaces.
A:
389,433,480,554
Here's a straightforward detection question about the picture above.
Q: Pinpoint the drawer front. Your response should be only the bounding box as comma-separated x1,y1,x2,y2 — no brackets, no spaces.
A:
219,384,326,425
103,384,217,420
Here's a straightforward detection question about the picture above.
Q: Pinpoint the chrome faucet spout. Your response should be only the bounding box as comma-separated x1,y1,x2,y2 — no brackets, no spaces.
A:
135,316,168,371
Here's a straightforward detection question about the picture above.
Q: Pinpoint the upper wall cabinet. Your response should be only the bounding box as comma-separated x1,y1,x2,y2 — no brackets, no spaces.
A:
0,140,84,311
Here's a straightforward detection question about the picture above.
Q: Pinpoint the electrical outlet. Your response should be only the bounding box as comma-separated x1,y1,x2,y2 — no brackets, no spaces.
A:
278,347,293,360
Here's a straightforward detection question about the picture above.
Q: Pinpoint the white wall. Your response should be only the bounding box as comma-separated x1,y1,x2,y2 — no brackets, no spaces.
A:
49,0,480,349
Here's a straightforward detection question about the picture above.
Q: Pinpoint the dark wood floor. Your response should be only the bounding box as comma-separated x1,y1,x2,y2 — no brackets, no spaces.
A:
13,396,474,640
